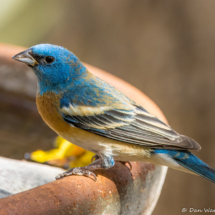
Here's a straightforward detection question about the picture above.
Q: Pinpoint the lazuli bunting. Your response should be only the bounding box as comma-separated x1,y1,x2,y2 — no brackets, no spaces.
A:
13,44,215,183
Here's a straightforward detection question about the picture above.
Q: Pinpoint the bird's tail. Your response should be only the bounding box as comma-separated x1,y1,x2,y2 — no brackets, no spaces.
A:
152,149,215,183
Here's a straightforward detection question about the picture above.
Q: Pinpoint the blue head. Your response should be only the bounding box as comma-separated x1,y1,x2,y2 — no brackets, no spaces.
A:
13,44,87,94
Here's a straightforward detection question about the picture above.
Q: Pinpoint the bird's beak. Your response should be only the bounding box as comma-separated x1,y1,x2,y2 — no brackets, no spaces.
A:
12,49,38,66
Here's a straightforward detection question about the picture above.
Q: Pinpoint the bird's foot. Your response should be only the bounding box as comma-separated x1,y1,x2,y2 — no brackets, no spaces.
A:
120,161,132,170
55,167,97,181
56,155,115,181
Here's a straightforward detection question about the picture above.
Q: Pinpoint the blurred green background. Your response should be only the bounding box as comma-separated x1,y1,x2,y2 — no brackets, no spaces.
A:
1,0,215,214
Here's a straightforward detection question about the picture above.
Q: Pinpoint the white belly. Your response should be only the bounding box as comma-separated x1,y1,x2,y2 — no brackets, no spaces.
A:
60,127,152,162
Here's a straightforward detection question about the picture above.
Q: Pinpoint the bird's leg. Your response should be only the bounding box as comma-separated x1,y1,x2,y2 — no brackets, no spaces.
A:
92,154,132,169
91,155,132,169
55,155,115,181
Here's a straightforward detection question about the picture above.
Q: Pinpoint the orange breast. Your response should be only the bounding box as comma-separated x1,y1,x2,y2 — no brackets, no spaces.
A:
36,92,71,134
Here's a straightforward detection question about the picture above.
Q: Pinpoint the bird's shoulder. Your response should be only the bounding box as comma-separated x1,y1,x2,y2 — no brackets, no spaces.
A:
59,73,134,109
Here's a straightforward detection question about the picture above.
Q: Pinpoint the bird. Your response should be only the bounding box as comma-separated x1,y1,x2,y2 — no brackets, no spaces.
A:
12,44,215,183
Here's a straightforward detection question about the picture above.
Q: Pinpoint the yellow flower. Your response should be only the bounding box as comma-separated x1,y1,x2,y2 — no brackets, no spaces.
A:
29,136,95,168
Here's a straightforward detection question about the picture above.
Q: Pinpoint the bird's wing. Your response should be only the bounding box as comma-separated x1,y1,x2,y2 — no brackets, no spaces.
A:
61,103,201,151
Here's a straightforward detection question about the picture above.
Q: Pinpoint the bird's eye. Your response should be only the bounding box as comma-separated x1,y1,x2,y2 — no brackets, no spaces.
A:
44,56,55,64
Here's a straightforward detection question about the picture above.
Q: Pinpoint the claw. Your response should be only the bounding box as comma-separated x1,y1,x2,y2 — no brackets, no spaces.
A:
55,167,97,181
55,173,64,180
87,171,97,181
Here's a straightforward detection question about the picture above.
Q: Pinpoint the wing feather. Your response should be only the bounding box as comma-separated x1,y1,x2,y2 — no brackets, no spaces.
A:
62,104,201,150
